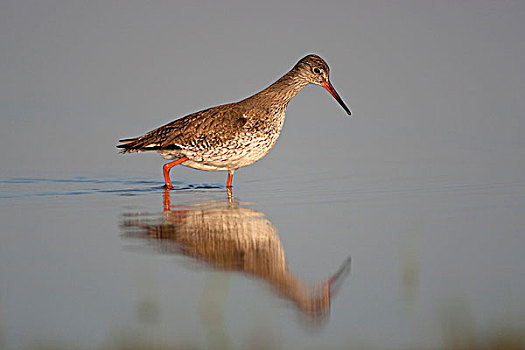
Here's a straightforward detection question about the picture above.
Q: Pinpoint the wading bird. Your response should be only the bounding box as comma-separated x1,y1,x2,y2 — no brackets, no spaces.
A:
118,55,351,189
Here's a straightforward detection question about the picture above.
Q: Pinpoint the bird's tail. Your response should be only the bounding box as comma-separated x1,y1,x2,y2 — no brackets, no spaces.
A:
117,137,143,153
117,136,180,153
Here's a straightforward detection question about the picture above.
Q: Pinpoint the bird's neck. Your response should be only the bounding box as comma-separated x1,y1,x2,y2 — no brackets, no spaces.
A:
247,69,309,107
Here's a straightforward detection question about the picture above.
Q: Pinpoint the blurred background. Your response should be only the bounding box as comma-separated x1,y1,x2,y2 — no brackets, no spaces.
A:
2,0,523,181
1,1,524,349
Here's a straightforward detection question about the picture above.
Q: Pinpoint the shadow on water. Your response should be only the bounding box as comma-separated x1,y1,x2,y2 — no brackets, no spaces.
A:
120,189,351,324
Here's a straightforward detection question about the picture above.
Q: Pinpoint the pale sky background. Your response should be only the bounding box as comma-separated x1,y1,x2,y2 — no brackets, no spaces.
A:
1,0,524,184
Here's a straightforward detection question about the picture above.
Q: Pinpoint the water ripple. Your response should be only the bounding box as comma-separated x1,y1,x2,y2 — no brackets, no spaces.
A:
0,176,224,199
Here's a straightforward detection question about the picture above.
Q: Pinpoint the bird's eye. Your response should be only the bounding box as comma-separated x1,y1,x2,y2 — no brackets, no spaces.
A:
313,67,321,74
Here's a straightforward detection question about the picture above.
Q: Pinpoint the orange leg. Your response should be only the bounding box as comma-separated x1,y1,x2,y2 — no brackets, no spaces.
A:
162,157,189,189
226,170,234,188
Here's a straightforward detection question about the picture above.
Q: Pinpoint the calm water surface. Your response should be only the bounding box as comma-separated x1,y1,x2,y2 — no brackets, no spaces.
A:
1,168,524,350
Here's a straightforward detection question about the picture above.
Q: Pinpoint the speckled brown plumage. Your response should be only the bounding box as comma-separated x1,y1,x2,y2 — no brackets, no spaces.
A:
117,54,351,189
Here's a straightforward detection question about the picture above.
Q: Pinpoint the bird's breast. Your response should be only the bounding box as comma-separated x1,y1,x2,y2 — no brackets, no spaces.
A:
175,108,288,171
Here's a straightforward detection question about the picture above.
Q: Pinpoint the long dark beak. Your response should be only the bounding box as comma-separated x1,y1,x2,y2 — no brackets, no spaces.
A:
322,81,352,116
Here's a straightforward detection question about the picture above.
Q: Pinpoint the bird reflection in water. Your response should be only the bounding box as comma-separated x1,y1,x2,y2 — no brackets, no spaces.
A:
121,189,351,320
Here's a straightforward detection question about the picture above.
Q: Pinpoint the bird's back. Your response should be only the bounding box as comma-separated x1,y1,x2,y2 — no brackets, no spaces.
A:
118,97,288,170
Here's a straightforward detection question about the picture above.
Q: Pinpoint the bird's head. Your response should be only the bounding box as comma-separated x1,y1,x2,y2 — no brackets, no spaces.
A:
293,54,352,116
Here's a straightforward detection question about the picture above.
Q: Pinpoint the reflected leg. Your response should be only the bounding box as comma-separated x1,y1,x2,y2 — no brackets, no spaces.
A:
163,188,171,212
227,187,233,204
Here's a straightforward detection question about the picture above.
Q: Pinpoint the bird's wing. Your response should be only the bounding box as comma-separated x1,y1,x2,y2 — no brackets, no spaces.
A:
118,103,249,153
